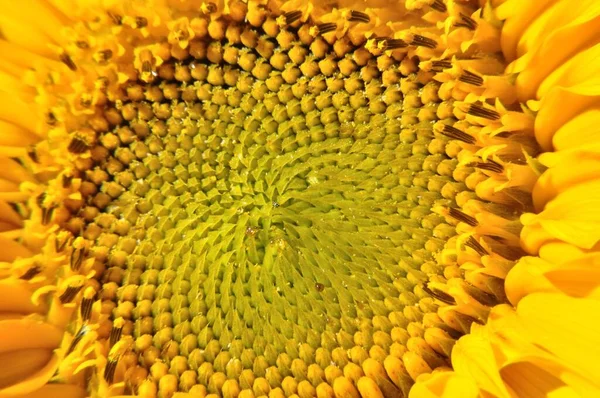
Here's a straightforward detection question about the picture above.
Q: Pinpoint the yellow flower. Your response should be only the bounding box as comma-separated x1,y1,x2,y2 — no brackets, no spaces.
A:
0,0,598,397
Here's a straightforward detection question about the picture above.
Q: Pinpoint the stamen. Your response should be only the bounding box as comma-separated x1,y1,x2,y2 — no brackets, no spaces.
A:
109,318,124,347
422,285,456,305
440,125,476,144
455,13,478,31
46,111,57,126
62,174,73,188
431,59,452,71
467,103,501,120
75,40,90,49
283,11,302,25
448,208,478,226
67,325,87,354
80,297,94,321
135,17,148,28
348,10,370,23
96,49,113,63
20,264,41,280
411,35,437,49
107,12,122,25
59,53,77,71
384,38,408,50
104,359,119,384
431,0,447,12
465,236,488,256
471,160,504,173
59,285,84,304
41,205,56,226
70,246,87,271
458,70,483,86
68,136,90,154
316,23,337,35
27,146,39,163
55,233,72,253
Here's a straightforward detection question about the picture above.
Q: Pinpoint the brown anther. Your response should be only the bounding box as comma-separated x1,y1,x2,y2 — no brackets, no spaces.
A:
465,236,488,256
440,125,476,144
204,2,218,13
471,160,503,173
80,297,94,321
97,49,113,63
107,12,122,25
59,285,84,304
36,193,46,208
284,11,302,25
455,13,478,31
422,285,455,305
431,0,447,12
20,264,41,280
76,40,90,49
62,174,74,188
46,111,57,126
60,53,77,71
27,145,39,163
384,38,408,50
411,35,437,49
467,103,500,120
431,59,451,71
110,324,124,347
70,247,87,271
448,208,478,226
68,136,90,154
135,17,148,28
55,233,73,253
67,325,87,354
458,70,483,86
316,23,337,35
104,358,119,384
41,205,56,226
348,10,370,23
315,283,325,292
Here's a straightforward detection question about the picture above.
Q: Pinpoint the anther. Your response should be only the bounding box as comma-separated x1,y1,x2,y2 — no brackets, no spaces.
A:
68,136,90,154
440,124,476,144
41,205,56,226
104,358,119,384
448,208,478,226
384,38,408,50
348,10,370,23
135,17,148,28
107,12,122,25
67,325,88,354
59,285,84,304
60,53,77,71
46,111,57,126
55,232,72,253
411,35,437,49
465,236,488,256
284,11,302,25
467,103,500,120
316,23,337,35
96,49,113,63
455,13,478,31
20,264,41,280
70,246,87,271
110,318,125,347
471,160,503,173
431,60,451,71
62,174,73,188
204,2,218,13
458,70,483,86
422,285,455,305
27,145,39,163
80,297,94,322
431,0,447,12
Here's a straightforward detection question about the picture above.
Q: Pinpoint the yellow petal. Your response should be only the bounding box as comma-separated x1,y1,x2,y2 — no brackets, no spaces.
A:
533,81,600,152
0,318,62,353
451,324,513,398
26,384,86,398
517,294,600,384
500,362,568,398
521,180,600,252
0,282,44,314
553,105,600,151
0,353,59,397
0,348,53,390
409,371,480,398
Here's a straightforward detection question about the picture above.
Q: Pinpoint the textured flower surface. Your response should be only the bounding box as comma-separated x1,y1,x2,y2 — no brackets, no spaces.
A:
0,0,599,397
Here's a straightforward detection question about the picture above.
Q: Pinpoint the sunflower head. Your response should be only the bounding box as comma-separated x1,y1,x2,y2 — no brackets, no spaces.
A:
0,0,599,397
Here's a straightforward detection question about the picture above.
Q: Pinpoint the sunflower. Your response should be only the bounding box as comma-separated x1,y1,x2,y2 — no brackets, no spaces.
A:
0,0,598,397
